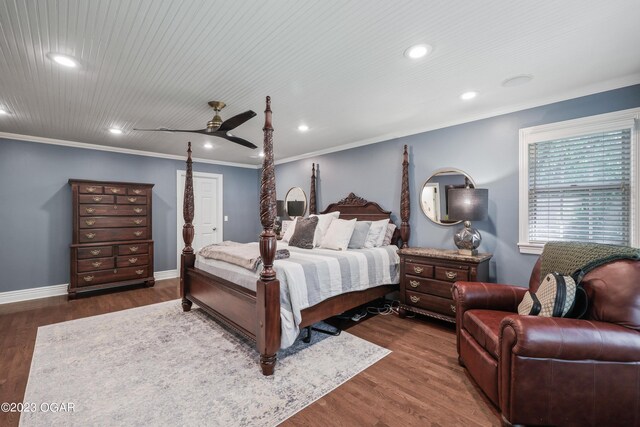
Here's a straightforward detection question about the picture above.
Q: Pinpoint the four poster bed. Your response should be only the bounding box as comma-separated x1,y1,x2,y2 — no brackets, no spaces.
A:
180,96,411,375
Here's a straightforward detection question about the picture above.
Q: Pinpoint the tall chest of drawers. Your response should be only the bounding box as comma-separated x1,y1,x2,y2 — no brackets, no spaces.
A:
398,247,492,323
68,180,155,298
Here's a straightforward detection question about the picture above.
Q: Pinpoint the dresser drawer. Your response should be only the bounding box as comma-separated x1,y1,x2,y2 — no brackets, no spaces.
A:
406,290,456,317
405,262,434,278
118,243,149,255
77,257,115,273
79,228,148,243
104,186,126,195
77,266,149,287
116,254,149,268
116,195,147,205
79,184,103,194
128,187,148,196
435,266,469,282
80,204,147,216
405,276,454,299
77,246,113,259
80,217,147,228
79,195,115,204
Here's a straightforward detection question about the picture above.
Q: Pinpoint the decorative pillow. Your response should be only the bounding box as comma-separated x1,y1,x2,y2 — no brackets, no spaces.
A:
348,221,372,249
310,211,340,247
320,219,357,251
280,220,293,237
288,216,319,249
382,223,397,246
281,218,297,243
364,218,390,248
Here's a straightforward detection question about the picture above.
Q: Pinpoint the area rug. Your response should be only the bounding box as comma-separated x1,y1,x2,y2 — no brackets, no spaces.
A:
20,300,390,426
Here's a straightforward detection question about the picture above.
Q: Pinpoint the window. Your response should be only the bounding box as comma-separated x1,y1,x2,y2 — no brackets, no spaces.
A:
518,108,640,254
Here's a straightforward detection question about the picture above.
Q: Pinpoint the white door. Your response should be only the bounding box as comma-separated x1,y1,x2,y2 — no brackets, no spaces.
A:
177,171,223,266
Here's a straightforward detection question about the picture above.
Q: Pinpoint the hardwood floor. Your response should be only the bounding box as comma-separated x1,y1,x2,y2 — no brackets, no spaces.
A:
0,279,500,426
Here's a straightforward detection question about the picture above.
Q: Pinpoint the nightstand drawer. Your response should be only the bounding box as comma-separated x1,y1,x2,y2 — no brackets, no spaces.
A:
405,262,434,278
406,290,456,317
435,266,469,282
405,276,454,299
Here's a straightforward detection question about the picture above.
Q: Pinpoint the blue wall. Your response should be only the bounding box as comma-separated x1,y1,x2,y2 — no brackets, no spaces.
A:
0,138,261,293
276,84,640,286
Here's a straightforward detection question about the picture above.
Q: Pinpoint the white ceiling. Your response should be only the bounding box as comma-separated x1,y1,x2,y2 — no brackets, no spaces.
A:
0,0,639,166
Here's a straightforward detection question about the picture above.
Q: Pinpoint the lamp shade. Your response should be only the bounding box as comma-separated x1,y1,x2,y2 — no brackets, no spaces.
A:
287,200,305,217
276,200,286,217
447,188,488,221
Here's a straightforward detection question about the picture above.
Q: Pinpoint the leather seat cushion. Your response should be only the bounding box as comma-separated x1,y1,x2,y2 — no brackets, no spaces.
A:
463,309,512,359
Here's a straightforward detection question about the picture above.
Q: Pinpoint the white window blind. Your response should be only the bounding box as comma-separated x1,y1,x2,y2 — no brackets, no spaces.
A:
528,129,632,245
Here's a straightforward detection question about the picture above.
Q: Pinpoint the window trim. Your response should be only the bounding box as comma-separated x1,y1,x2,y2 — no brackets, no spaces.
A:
518,107,640,254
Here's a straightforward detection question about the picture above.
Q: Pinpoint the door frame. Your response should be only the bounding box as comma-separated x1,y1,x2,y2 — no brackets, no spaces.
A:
176,170,224,270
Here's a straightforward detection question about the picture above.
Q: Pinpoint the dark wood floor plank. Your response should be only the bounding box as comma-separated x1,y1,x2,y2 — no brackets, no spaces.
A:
0,279,499,427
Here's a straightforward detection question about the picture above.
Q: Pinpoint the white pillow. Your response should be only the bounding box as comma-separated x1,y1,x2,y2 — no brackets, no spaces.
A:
320,218,357,251
363,218,390,248
382,223,397,246
310,211,340,247
281,217,297,243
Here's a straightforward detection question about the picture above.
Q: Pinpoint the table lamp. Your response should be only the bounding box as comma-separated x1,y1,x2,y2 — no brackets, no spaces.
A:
447,188,488,255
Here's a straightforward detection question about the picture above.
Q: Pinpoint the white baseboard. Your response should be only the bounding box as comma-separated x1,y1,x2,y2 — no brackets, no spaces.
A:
0,269,179,305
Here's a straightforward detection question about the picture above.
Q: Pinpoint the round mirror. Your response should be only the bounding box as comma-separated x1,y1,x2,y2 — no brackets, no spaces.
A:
420,168,476,226
284,187,307,218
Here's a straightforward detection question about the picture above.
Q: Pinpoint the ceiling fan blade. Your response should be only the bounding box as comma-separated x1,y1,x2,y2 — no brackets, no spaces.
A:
217,110,257,132
215,131,258,149
133,127,208,133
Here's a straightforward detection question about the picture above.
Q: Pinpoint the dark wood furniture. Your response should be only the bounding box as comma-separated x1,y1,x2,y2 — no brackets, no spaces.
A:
180,96,411,375
398,248,491,322
69,179,155,298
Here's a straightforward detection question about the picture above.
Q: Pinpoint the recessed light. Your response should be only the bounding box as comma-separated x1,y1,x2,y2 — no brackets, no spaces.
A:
109,128,123,135
404,44,433,59
298,124,309,132
0,109,10,115
204,142,213,149
259,151,265,157
460,91,478,101
46,52,79,68
502,74,534,87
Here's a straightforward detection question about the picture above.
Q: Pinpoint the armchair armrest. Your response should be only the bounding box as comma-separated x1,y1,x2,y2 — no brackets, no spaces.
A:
500,315,640,362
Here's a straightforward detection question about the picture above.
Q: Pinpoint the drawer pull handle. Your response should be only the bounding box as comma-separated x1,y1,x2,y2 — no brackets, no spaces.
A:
85,233,96,239
413,266,424,274
85,219,96,226
409,295,420,303
133,189,143,195
90,249,101,256
91,261,103,267
133,219,143,225
136,269,144,275
133,208,143,213
129,258,138,264
134,231,143,237
451,304,457,313
93,196,103,202
85,208,95,214
110,188,121,194
83,275,94,282
129,246,139,252
127,197,137,202
409,280,420,288
86,187,97,193
445,271,458,280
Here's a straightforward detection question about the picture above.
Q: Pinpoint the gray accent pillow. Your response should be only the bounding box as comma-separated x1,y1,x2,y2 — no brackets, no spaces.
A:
348,221,372,249
288,216,319,249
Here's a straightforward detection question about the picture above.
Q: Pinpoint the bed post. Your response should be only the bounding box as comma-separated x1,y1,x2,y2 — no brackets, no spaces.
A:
400,144,410,248
256,96,281,376
180,142,195,312
309,163,317,215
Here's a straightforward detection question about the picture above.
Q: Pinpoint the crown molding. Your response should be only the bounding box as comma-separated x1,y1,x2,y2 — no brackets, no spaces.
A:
0,132,261,169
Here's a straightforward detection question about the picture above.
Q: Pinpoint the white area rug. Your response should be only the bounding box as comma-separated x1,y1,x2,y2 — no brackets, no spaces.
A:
21,300,390,426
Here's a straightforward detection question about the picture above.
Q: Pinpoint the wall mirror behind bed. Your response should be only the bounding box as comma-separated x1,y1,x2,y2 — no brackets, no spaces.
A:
284,187,307,218
420,168,476,225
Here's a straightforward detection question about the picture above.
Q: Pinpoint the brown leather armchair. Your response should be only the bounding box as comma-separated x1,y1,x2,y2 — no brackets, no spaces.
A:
452,258,640,427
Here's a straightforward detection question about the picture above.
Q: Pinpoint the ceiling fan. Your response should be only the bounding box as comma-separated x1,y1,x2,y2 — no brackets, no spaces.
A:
134,101,258,149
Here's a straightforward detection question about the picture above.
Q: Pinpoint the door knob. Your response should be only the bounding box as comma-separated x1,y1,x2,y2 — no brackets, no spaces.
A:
212,227,217,231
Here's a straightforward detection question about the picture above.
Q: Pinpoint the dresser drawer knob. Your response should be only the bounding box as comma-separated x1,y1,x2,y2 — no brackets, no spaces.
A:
129,246,139,252
134,231,143,237
413,266,424,274
133,208,143,213
136,269,144,275
133,219,143,225
127,197,137,202
451,304,457,313
128,258,138,264
110,188,121,194
409,295,420,303
91,261,103,268
90,249,101,256
133,189,143,195
409,280,420,288
445,271,458,280
86,187,97,193
92,196,103,202
85,219,96,226
85,233,96,239
83,275,94,282
85,208,95,214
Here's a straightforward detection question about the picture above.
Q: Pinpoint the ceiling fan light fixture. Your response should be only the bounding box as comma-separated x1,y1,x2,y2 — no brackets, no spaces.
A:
298,124,309,132
109,128,123,135
404,44,432,59
460,91,478,100
46,52,79,68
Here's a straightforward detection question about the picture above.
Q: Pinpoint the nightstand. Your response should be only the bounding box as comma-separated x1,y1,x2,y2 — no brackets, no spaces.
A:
398,247,492,323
